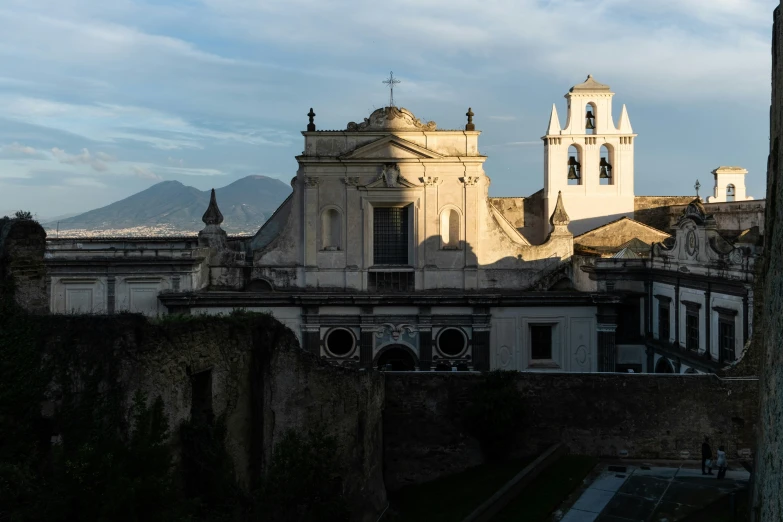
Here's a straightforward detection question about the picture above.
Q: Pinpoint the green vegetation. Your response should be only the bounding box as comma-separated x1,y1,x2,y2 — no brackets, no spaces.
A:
491,455,598,522
464,370,525,461
386,456,535,522
0,293,347,521
256,428,349,522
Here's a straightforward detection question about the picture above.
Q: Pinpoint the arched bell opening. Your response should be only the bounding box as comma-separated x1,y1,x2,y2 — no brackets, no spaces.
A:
567,145,582,186
726,184,736,202
585,102,597,135
599,144,613,185
375,344,417,371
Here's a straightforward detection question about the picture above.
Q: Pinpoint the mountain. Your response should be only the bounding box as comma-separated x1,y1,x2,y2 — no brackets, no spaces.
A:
46,175,292,236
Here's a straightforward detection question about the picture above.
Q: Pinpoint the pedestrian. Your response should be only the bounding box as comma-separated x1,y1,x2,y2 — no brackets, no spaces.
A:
702,436,713,475
716,446,728,479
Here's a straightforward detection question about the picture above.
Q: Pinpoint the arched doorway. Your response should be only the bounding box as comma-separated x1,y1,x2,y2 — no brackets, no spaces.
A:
375,345,417,371
655,357,675,374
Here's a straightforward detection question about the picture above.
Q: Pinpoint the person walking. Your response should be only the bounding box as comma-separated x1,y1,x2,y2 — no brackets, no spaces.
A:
716,446,728,479
701,436,713,475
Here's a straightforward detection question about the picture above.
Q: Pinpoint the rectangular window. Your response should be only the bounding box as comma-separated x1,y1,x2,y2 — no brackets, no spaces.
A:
191,369,213,421
530,325,553,360
373,207,409,265
719,317,736,362
617,298,641,343
658,303,670,343
686,310,699,351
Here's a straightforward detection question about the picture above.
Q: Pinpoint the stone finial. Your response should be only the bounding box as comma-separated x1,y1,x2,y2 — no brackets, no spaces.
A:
549,191,570,227
465,107,475,131
202,188,224,226
307,108,316,132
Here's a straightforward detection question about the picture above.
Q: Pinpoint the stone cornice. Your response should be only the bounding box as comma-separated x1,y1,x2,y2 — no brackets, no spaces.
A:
159,290,619,308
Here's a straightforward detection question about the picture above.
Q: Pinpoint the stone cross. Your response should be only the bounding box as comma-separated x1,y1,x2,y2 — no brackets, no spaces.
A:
383,71,401,108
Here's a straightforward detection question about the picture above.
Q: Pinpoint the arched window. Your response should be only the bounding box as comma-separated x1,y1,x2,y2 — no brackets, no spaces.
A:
599,145,613,185
585,103,596,135
567,145,581,185
726,184,736,202
322,208,341,250
440,208,460,249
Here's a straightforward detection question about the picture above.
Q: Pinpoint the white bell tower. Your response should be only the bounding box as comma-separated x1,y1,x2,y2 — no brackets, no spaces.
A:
542,75,637,236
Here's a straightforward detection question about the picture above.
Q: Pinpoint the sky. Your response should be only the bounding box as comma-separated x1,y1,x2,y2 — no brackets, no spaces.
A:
0,0,778,219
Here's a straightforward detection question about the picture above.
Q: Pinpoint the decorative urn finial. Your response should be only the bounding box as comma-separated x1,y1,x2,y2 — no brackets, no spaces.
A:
202,188,224,226
549,191,570,228
307,108,316,132
465,107,475,131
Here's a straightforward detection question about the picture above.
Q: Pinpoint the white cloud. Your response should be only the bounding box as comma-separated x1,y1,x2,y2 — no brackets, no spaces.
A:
51,147,111,172
130,165,161,180
1,142,41,157
64,177,107,188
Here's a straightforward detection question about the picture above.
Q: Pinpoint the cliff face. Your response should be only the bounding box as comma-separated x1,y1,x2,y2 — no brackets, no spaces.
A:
751,4,783,520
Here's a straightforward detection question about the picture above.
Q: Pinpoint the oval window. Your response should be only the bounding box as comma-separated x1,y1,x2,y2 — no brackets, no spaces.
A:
325,328,355,357
437,328,467,357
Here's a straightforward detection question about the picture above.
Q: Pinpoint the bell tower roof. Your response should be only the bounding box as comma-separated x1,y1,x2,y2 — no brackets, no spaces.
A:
569,74,611,94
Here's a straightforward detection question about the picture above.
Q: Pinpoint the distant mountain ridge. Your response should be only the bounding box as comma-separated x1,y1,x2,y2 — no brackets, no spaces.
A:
46,175,292,235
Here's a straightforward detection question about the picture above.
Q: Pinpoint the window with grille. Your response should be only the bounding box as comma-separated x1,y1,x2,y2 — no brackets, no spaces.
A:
373,206,409,265
719,317,736,362
658,302,670,343
685,310,699,351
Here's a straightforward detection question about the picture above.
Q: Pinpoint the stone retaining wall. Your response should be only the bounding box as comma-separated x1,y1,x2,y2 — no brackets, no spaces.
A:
384,372,758,491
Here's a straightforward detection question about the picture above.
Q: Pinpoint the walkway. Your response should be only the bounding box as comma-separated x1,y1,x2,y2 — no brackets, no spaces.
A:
560,461,749,522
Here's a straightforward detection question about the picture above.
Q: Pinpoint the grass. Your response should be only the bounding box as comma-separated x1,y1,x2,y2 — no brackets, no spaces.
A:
490,455,599,522
385,455,536,522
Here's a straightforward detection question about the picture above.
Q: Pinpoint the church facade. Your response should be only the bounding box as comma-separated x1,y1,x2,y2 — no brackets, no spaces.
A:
44,76,759,374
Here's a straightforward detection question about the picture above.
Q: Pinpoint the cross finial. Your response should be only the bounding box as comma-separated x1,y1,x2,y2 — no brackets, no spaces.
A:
307,108,316,131
694,179,701,198
382,71,401,108
465,107,475,131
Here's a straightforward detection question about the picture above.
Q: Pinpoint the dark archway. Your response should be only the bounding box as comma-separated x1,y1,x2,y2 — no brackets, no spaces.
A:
245,278,274,292
375,345,417,371
655,357,675,374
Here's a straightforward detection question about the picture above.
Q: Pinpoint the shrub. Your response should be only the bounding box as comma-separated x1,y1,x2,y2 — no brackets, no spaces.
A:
464,370,525,461
255,427,349,522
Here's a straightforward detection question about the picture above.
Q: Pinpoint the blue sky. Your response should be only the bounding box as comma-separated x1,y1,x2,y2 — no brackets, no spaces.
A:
0,0,777,219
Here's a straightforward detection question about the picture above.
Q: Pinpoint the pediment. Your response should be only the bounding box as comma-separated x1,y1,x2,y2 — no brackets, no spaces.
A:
340,135,444,160
364,164,419,188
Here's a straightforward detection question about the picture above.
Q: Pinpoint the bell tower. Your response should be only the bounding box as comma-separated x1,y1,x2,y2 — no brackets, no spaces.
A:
542,75,637,236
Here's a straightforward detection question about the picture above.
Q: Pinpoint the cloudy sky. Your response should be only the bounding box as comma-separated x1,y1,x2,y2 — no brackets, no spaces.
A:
0,0,777,219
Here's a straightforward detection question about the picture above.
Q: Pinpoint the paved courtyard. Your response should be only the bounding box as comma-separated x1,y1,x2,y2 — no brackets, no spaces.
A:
560,461,749,522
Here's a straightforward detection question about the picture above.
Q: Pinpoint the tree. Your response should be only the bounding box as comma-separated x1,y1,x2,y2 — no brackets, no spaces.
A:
14,210,33,220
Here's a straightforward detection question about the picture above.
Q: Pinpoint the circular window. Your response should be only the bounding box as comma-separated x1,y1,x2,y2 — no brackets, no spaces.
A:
437,328,467,357
325,328,355,357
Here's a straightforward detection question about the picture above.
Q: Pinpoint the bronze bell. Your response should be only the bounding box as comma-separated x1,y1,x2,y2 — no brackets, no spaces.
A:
599,157,612,179
567,156,580,180
585,110,595,130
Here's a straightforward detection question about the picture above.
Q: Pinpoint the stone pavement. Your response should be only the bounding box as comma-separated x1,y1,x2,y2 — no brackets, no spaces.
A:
560,461,749,522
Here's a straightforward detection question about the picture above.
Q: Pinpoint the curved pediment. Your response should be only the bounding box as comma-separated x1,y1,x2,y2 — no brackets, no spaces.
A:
346,106,437,132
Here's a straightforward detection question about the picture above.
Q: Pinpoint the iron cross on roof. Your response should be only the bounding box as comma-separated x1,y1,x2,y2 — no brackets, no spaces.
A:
382,71,401,107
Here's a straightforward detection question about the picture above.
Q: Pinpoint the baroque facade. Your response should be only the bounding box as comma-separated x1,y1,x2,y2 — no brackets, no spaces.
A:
44,76,763,374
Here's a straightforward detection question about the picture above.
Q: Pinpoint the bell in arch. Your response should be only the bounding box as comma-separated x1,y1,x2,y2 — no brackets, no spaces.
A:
567,156,580,180
599,157,612,179
585,110,595,130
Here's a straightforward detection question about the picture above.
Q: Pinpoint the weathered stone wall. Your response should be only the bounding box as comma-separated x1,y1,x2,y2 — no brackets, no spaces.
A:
33,314,386,521
667,200,766,236
751,4,783,520
634,196,695,232
0,218,47,313
384,373,758,491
